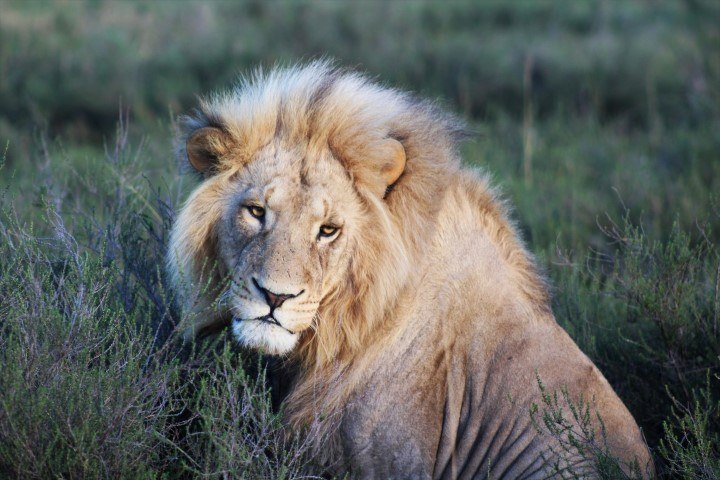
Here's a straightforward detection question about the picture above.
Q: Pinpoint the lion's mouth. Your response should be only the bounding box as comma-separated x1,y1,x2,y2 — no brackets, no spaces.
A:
233,315,296,335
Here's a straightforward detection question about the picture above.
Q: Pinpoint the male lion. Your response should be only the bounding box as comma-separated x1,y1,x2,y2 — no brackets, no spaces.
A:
167,62,653,478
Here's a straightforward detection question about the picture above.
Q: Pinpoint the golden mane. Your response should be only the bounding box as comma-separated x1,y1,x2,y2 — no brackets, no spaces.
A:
171,59,549,439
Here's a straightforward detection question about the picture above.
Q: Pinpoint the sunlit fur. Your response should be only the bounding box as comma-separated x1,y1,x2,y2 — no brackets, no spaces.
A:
167,62,652,477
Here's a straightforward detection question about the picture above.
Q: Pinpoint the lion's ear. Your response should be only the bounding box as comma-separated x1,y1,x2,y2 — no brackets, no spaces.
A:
380,138,406,188
187,126,233,174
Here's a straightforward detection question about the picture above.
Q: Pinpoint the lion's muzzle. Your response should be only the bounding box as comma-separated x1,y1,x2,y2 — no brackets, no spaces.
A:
229,276,318,354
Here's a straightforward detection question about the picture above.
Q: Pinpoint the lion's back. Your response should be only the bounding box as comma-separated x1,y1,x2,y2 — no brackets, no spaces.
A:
475,320,653,477
335,172,652,478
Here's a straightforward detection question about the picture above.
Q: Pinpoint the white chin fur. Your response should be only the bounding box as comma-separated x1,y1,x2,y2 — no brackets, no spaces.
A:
232,319,298,355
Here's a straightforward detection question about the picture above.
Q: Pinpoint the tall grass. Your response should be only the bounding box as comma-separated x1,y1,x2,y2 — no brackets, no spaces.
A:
0,131,321,478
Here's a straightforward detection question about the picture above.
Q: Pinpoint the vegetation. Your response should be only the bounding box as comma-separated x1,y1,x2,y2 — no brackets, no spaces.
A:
0,132,318,478
1,1,718,478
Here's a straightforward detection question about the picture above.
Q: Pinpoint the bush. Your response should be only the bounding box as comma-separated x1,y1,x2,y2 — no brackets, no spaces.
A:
660,374,720,480
530,376,645,479
0,129,321,478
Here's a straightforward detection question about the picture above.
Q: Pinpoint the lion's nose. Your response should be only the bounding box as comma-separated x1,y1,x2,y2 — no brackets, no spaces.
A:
252,277,304,310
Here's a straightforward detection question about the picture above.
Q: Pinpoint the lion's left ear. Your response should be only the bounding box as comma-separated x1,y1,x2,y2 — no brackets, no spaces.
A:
380,138,406,190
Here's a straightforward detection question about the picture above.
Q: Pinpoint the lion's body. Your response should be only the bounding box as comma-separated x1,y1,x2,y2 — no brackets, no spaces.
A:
168,63,653,478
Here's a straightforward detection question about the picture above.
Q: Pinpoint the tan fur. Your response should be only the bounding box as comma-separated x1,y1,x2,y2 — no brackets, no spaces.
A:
167,62,653,478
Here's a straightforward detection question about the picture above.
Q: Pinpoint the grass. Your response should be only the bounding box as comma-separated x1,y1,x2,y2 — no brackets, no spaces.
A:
0,134,320,478
1,1,719,478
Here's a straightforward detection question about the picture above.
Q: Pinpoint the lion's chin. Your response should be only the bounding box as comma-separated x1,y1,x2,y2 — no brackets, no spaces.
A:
231,317,298,355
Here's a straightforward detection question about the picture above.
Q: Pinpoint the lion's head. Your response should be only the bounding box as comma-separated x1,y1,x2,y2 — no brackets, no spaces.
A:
167,62,463,361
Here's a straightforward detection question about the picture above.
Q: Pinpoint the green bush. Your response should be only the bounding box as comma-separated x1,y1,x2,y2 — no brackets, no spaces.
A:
530,377,644,479
0,134,321,478
660,374,720,480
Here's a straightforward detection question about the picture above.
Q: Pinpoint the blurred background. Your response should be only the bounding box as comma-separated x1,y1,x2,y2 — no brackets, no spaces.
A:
1,1,719,478
2,1,718,146
2,0,719,244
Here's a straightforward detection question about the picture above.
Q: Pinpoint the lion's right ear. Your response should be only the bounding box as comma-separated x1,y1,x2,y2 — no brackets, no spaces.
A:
186,126,233,174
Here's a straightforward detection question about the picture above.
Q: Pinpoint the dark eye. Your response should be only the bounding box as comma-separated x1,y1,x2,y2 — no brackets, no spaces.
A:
246,205,265,219
318,225,339,238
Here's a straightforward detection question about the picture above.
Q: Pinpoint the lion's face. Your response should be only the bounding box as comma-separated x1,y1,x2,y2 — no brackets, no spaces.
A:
170,66,409,357
216,143,363,354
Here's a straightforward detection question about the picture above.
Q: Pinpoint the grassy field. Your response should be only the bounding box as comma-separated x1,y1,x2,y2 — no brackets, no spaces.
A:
1,1,719,478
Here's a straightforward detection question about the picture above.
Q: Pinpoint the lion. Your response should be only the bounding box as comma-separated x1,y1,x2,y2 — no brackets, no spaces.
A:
167,62,653,478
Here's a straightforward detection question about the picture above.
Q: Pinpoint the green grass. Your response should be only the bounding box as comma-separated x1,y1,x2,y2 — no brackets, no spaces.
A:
0,139,320,478
1,1,719,478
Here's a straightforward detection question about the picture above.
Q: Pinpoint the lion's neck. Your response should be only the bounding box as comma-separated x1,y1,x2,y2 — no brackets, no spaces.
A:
285,169,552,448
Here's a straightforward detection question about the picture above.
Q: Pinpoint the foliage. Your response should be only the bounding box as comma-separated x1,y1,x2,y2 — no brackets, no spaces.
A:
660,374,720,480
0,130,321,478
530,375,644,479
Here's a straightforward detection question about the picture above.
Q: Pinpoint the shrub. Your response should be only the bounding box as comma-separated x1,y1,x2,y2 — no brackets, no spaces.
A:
0,127,321,478
530,376,645,479
660,374,720,480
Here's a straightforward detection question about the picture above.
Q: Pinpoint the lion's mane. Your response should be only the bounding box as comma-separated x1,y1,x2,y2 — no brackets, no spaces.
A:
167,62,650,476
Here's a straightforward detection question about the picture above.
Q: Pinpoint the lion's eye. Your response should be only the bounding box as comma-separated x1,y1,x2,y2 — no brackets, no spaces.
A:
246,205,265,219
318,225,339,238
